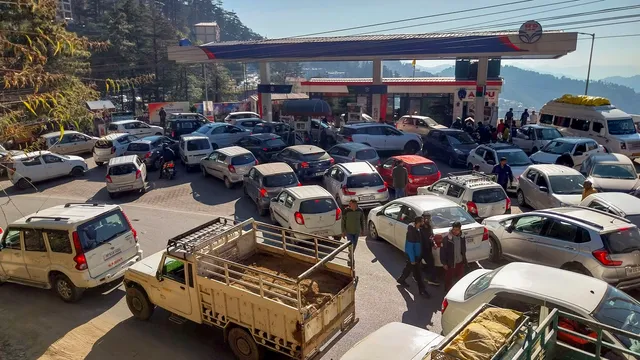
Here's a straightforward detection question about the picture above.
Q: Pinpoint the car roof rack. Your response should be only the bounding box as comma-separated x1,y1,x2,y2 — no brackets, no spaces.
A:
166,217,245,256
63,203,104,208
25,216,70,223
534,210,606,230
445,170,497,186
569,205,632,224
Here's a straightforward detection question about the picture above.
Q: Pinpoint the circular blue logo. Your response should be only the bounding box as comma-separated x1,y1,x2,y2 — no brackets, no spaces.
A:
457,89,467,101
519,20,543,44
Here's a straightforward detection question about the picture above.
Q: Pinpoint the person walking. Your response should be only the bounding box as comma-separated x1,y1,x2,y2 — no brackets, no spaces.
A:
319,126,328,149
497,119,505,135
530,110,538,124
341,199,366,251
392,160,409,199
451,117,463,130
397,216,429,297
441,221,467,291
505,108,514,122
420,212,440,286
159,107,167,129
555,152,575,168
582,180,598,200
492,157,513,191
520,109,529,127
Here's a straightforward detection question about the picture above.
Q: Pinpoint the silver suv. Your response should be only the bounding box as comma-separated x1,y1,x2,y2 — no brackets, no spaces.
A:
200,146,257,189
322,161,389,209
483,206,640,289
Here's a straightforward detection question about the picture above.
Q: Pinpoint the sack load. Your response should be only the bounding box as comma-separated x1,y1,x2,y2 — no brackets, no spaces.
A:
553,94,611,106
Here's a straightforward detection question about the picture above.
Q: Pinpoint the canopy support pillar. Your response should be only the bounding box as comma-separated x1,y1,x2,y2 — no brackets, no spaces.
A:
372,59,383,122
475,57,488,124
259,62,272,122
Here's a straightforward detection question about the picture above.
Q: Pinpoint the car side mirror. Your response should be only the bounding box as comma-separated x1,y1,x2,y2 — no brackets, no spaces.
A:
538,186,549,193
574,151,583,156
155,271,163,282
505,224,514,233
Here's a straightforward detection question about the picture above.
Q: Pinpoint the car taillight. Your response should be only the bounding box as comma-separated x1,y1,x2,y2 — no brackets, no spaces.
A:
135,169,141,179
335,207,342,220
505,197,511,210
466,201,478,215
592,249,622,266
377,159,381,166
482,227,489,241
297,182,302,186
122,211,138,242
111,146,116,154
259,188,268,197
228,165,236,173
294,211,305,225
300,162,309,169
105,175,112,183
436,171,441,179
144,152,152,159
171,131,176,138
342,185,356,195
442,298,449,313
408,175,414,183
262,148,268,151
329,158,335,165
344,135,353,142
72,231,87,270
378,181,388,192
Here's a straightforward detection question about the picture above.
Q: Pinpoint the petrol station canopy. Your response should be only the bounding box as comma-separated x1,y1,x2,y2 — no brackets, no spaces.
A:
168,30,579,63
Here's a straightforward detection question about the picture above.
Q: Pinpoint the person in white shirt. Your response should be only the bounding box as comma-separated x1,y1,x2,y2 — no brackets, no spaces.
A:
530,110,539,124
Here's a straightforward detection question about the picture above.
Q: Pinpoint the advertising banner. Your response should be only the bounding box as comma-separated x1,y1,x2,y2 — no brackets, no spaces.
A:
148,102,190,124
213,102,250,119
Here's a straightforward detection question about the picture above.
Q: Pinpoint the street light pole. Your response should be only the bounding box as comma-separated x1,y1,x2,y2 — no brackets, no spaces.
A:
581,32,595,95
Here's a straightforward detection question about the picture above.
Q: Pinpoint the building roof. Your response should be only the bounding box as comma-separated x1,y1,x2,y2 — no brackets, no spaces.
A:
584,192,640,215
86,100,115,111
254,162,294,175
490,262,607,313
288,145,325,154
250,93,309,101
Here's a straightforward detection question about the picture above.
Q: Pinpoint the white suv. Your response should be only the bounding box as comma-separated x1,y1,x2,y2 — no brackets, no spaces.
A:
0,203,143,302
8,151,88,190
322,161,389,209
418,171,510,219
107,120,163,138
269,185,342,240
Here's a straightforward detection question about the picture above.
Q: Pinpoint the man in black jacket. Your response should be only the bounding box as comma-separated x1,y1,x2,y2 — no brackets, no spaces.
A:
420,212,439,286
440,221,467,291
397,217,429,297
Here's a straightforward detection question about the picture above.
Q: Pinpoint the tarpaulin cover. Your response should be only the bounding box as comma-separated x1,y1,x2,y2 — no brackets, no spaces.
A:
553,94,611,106
442,308,522,360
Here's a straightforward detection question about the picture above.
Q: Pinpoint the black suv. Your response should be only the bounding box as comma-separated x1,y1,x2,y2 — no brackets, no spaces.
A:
165,117,208,140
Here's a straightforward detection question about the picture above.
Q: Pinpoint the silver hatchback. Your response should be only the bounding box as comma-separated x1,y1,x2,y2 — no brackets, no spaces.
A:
243,162,300,216
201,146,257,189
483,207,640,289
322,161,389,209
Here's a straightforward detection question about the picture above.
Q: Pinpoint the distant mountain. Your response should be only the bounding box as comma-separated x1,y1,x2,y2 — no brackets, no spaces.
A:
602,75,640,92
302,61,434,78
414,63,452,74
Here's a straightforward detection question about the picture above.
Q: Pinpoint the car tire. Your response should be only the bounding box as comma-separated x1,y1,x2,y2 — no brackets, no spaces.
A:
71,166,85,177
54,274,83,303
256,200,267,217
368,221,380,241
270,210,278,225
201,165,208,177
224,176,233,189
448,156,456,168
17,178,30,190
227,327,263,360
95,162,104,166
403,141,420,155
126,287,155,320
155,132,162,136
489,235,502,262
516,190,527,207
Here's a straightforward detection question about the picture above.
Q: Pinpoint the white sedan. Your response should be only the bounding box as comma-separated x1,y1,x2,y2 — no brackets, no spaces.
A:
441,262,639,357
367,195,490,267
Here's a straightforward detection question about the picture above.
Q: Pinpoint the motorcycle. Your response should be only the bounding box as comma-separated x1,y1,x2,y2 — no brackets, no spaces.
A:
159,160,175,180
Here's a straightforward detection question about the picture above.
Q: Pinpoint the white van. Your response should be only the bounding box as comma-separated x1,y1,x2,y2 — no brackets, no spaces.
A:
179,135,213,170
539,95,640,158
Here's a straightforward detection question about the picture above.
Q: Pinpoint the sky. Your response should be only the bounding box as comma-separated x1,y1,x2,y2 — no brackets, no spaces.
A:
225,0,640,80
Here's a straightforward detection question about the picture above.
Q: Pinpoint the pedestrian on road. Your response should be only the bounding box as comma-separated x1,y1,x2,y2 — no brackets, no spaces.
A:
582,180,598,200
502,126,510,143
420,212,440,286
451,117,463,130
520,109,529,127
441,221,467,291
492,156,513,191
319,126,328,149
530,110,538,124
392,160,409,199
341,199,366,251
505,108,514,122
497,119,505,135
555,152,575,168
397,216,430,297
159,107,167,129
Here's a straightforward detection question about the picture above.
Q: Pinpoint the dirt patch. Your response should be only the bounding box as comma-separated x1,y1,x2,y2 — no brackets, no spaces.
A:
236,253,351,310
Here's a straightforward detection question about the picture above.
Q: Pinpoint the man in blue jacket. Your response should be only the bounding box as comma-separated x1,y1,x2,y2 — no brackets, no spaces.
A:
492,156,513,191
397,216,430,297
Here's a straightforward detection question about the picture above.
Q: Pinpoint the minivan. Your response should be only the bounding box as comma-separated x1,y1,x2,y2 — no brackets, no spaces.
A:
179,135,213,171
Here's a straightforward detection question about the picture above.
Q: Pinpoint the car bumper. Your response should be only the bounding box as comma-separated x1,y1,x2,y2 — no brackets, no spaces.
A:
433,241,491,267
94,154,115,163
107,180,145,193
339,195,389,209
291,222,342,240
228,174,244,183
82,249,143,288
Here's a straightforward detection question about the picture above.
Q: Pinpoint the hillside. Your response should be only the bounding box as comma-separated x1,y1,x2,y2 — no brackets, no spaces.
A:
602,75,640,92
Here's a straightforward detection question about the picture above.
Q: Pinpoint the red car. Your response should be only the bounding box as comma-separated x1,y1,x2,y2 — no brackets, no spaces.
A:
378,155,441,195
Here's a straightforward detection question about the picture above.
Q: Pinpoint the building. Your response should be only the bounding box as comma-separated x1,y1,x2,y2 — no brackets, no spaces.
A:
56,0,73,21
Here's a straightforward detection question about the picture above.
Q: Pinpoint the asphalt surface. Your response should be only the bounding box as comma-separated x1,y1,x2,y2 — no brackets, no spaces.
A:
0,153,517,360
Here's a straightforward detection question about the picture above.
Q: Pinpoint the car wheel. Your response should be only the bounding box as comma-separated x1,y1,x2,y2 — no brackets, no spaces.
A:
95,161,104,166
448,156,456,168
126,287,155,320
270,210,278,225
71,166,85,177
403,141,420,155
517,190,527,207
489,236,502,262
368,221,380,241
227,327,263,360
155,132,162,136
54,274,83,303
17,178,30,190
224,176,233,189
256,200,267,217
201,165,208,177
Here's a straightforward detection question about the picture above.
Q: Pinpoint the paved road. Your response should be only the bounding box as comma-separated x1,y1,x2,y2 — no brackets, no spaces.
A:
0,155,516,360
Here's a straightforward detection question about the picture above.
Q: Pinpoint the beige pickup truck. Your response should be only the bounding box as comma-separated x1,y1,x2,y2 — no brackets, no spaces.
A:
123,217,357,360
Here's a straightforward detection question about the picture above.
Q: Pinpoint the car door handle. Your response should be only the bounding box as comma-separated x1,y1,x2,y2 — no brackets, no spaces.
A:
563,246,576,250
180,286,185,290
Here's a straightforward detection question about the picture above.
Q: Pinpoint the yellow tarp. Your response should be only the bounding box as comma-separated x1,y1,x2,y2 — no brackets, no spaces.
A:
441,308,522,360
553,94,611,106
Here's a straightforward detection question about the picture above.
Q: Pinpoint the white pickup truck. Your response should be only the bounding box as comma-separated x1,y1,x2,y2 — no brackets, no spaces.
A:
123,217,357,360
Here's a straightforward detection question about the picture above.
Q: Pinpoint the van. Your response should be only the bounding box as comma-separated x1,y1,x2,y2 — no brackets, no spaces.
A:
105,155,147,198
539,95,640,158
0,203,143,302
179,135,213,170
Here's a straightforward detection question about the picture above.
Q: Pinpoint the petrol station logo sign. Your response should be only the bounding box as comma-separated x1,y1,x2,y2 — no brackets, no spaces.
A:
459,88,497,102
519,20,543,44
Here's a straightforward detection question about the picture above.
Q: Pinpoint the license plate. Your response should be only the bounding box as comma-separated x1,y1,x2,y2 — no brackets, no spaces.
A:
359,195,375,201
314,172,324,177
314,231,329,236
119,186,133,191
467,237,475,244
627,266,640,275
103,247,122,261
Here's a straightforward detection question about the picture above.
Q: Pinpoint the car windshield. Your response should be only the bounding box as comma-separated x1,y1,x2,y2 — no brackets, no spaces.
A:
346,173,383,188
472,188,507,203
356,149,377,160
535,128,562,140
592,286,640,349
464,268,501,300
76,210,131,251
299,198,337,214
301,152,330,161
607,118,637,135
410,163,438,176
548,175,585,194
497,149,532,167
95,139,113,148
601,227,640,254
592,164,637,180
542,140,575,155
263,173,297,187
186,139,210,151
265,138,286,147
231,154,255,165
195,125,212,134
447,132,476,145
427,206,476,228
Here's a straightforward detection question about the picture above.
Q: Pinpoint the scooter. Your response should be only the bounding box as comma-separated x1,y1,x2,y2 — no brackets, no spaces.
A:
159,161,175,180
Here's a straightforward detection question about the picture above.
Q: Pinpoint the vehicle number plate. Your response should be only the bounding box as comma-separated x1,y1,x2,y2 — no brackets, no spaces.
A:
314,172,324,177
103,247,122,261
467,237,475,244
314,230,329,236
359,195,375,201
627,266,640,275
119,186,133,191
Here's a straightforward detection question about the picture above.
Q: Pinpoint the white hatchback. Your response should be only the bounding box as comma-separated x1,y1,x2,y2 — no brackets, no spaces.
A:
93,133,138,166
8,151,88,190
107,120,163,138
269,185,342,240
105,155,147,198
41,131,98,155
